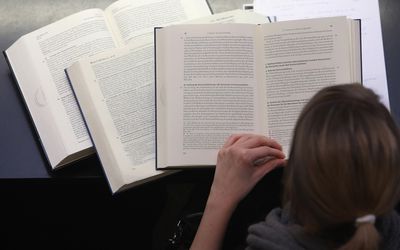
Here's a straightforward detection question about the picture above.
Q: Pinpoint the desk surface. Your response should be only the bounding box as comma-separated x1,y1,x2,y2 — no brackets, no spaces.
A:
0,0,399,178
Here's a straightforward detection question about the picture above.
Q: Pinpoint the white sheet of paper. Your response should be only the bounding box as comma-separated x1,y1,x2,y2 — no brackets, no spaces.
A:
254,0,389,109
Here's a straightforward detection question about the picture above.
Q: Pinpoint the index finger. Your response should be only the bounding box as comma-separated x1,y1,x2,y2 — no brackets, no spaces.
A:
238,135,283,151
222,134,243,148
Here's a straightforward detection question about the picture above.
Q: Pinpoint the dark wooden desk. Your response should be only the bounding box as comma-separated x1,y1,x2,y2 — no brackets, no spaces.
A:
0,0,399,249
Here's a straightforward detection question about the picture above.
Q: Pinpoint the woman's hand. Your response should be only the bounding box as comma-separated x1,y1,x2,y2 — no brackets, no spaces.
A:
190,134,285,250
209,134,286,208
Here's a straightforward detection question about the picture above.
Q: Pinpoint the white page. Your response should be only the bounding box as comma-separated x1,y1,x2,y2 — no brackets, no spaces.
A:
105,0,211,46
254,0,389,109
68,43,168,192
261,17,354,155
184,9,269,24
156,11,270,168
6,9,117,167
158,24,264,167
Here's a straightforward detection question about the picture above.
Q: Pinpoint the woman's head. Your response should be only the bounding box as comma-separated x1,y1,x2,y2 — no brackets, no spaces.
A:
284,84,400,249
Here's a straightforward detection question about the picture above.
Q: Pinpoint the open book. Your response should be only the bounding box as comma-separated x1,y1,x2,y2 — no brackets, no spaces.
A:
155,16,362,169
3,0,211,169
66,10,270,193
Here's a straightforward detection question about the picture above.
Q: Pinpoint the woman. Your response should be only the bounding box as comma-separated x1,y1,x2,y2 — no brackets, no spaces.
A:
190,84,400,250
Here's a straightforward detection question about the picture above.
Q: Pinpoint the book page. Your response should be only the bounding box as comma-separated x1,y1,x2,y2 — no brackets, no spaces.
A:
5,9,117,167
68,43,170,192
104,0,211,46
254,0,389,109
184,9,269,25
260,17,354,155
157,23,265,168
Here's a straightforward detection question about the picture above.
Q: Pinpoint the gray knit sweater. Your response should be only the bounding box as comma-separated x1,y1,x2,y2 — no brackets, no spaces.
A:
246,206,400,250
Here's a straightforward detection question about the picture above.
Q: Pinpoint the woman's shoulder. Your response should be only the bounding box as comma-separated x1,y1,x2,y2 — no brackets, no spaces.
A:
246,207,295,250
246,206,327,250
